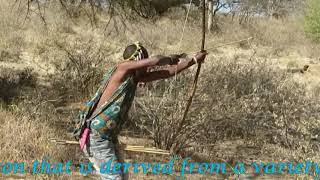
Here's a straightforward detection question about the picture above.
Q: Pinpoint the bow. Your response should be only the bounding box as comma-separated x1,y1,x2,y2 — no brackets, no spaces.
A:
184,0,206,116
174,0,206,152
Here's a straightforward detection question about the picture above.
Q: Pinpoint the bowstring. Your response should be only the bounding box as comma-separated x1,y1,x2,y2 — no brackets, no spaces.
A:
175,0,193,102
155,0,193,113
178,0,193,52
176,0,193,83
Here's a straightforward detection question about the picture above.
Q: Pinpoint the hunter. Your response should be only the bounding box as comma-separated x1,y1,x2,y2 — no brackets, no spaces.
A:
78,42,207,179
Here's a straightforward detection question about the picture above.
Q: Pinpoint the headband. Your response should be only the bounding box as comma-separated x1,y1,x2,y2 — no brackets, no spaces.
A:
128,42,145,61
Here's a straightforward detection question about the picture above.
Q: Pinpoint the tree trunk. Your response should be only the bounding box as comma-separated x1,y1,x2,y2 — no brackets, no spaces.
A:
207,0,213,32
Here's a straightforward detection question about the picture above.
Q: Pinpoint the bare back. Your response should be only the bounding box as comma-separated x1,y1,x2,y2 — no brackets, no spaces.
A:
91,67,129,115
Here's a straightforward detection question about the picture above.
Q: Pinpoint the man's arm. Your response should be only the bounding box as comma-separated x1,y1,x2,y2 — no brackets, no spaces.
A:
136,57,196,82
136,51,207,82
117,55,176,73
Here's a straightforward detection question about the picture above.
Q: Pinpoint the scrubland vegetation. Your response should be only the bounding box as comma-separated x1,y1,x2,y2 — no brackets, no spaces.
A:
0,0,320,179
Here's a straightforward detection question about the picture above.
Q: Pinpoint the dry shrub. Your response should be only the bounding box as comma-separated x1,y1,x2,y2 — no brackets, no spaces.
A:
0,67,37,104
198,58,319,149
244,17,320,58
209,14,320,58
131,57,320,157
0,34,24,63
49,38,116,101
130,70,192,153
0,0,319,170
0,95,82,179
246,19,300,56
5,87,83,162
0,0,26,62
0,109,73,164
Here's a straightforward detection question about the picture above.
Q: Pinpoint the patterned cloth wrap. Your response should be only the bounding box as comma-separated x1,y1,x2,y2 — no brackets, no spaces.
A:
72,42,145,179
73,42,145,140
74,68,137,140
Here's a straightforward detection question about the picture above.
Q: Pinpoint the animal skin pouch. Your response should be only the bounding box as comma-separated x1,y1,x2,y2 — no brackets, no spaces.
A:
80,128,90,150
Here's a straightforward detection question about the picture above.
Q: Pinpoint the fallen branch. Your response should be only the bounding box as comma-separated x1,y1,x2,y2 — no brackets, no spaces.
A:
49,138,170,155
182,143,216,149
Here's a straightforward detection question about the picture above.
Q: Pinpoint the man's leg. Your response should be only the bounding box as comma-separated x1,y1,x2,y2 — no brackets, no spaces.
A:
113,137,129,180
84,130,123,180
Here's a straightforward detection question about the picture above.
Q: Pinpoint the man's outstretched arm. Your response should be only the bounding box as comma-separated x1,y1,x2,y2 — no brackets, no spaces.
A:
137,51,207,82
117,55,177,73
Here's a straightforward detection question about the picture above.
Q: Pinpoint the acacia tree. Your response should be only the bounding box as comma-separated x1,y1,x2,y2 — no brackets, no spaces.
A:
231,0,301,21
207,0,234,32
26,0,193,19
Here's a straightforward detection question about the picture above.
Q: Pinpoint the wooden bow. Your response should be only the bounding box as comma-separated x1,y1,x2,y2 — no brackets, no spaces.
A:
176,0,206,137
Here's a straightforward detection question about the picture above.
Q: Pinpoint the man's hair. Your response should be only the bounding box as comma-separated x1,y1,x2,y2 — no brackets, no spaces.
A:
123,43,149,60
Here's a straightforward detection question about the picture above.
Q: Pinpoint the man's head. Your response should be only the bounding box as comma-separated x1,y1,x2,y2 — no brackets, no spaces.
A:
123,42,149,61
123,42,149,79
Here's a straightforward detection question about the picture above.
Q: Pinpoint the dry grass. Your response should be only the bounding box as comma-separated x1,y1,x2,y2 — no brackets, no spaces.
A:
132,55,320,155
0,0,26,63
0,0,320,179
0,111,58,162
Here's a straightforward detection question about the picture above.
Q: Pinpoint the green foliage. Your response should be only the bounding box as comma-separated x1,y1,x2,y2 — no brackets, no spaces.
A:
304,0,320,41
